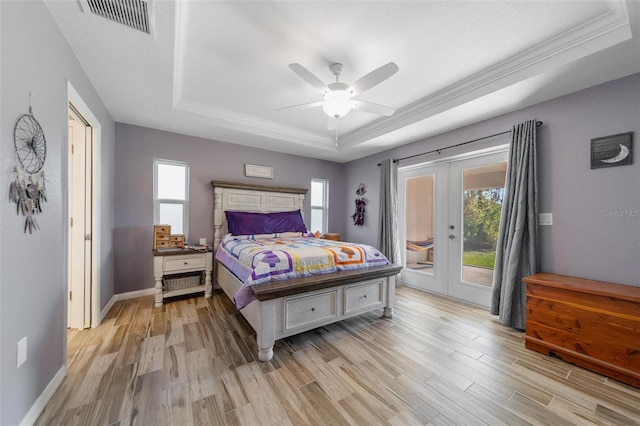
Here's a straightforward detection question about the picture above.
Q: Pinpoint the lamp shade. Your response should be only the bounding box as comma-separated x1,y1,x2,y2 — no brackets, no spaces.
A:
322,90,352,118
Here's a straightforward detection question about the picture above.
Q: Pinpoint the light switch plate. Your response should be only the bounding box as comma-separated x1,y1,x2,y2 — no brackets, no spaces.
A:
539,213,553,225
17,337,27,367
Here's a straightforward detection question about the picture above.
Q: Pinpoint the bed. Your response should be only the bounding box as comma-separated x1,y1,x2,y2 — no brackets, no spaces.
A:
211,180,402,361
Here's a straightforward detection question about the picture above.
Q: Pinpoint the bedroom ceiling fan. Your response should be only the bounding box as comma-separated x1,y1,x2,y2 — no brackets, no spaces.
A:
279,62,399,131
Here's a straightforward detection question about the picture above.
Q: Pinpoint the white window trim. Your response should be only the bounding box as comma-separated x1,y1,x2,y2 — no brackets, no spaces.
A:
153,158,189,238
311,178,329,234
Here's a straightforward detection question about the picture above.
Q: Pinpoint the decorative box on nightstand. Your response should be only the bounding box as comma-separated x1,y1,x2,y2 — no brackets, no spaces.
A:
153,224,185,249
323,233,341,241
152,248,213,307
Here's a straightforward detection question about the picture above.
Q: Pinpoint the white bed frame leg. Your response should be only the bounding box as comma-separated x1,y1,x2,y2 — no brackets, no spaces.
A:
204,251,213,298
256,301,276,361
383,274,397,318
153,257,163,308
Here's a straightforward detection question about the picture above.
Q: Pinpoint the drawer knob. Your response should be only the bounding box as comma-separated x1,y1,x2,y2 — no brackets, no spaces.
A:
364,294,367,298
184,261,188,265
311,307,315,312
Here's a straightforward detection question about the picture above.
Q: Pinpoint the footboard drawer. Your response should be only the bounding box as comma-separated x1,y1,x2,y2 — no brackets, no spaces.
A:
285,290,337,331
345,280,383,314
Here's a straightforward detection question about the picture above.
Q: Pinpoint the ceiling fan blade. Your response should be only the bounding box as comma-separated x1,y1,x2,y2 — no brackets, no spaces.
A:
276,101,323,111
352,100,396,116
347,62,399,96
289,63,328,94
327,116,338,131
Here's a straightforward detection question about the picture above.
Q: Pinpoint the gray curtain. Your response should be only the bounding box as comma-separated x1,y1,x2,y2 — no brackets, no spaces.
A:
490,119,539,330
378,159,400,264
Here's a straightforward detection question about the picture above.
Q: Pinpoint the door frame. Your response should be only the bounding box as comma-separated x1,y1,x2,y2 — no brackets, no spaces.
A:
67,81,101,329
398,144,509,307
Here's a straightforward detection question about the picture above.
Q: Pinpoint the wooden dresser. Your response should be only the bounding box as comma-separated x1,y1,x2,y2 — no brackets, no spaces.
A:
523,273,640,387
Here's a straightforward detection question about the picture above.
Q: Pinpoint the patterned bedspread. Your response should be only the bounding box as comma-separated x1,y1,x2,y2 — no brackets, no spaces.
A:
215,233,389,309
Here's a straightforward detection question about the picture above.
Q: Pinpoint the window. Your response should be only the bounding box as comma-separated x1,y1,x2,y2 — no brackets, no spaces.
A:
310,178,328,234
154,159,189,237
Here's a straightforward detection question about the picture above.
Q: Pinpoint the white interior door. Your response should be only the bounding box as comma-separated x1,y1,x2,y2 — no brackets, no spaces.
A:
68,106,93,329
399,149,508,308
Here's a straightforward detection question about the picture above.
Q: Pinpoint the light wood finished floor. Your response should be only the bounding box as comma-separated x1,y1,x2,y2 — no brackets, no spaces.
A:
37,286,640,425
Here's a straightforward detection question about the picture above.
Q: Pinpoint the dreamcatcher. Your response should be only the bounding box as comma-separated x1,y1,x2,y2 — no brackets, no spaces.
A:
9,93,47,234
351,182,367,226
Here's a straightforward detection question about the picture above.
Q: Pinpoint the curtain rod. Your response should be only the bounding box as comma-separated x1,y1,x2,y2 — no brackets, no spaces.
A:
377,120,543,166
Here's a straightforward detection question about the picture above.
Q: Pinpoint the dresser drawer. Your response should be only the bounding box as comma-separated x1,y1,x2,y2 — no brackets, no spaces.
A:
285,290,337,331
345,280,383,314
164,255,206,273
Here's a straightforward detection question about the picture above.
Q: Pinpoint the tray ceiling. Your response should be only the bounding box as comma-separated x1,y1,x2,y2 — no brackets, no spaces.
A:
45,0,640,162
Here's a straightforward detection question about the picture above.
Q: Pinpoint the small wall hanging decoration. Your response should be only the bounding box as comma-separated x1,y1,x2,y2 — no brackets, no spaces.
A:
590,132,633,169
351,182,367,226
9,93,47,233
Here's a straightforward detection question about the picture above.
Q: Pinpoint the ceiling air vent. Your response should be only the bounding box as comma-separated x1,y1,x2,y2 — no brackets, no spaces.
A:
79,0,154,36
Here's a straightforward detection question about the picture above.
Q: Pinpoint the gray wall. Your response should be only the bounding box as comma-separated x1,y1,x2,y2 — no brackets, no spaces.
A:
0,1,115,424
114,123,345,294
342,73,640,287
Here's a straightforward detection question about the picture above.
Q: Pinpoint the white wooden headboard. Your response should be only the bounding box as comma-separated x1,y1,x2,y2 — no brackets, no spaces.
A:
211,180,308,250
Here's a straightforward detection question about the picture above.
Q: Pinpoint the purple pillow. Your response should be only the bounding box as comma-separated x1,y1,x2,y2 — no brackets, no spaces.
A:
226,210,307,236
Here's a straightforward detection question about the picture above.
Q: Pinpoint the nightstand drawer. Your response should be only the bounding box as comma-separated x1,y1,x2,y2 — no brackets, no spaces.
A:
164,255,206,272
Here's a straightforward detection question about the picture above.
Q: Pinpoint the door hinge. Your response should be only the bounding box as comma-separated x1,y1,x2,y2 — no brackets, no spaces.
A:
69,291,72,301
70,217,73,227
85,234,92,241
71,144,74,155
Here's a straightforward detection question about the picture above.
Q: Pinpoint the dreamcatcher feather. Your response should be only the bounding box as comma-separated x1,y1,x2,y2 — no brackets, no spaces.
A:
9,166,47,234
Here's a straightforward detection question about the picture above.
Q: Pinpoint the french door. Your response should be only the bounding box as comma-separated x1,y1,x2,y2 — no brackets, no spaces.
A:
399,150,508,308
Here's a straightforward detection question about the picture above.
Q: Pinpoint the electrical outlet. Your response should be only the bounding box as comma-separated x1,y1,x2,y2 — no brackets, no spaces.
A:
539,213,553,225
17,337,27,368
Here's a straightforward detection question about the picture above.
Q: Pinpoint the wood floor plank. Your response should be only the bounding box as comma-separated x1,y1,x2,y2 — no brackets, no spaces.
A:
185,348,221,402
69,352,119,409
191,393,226,425
129,370,164,426
263,367,322,426
164,343,189,389
292,346,353,401
235,362,289,425
114,300,138,326
163,383,192,426
165,317,185,347
299,381,351,426
37,286,640,426
90,363,139,425
138,334,165,375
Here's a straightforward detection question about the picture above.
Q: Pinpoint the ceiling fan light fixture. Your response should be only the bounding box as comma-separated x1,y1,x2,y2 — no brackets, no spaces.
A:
322,90,352,118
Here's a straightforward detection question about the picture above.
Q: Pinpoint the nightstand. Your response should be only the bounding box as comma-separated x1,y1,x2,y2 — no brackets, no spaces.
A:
323,233,341,241
152,248,213,307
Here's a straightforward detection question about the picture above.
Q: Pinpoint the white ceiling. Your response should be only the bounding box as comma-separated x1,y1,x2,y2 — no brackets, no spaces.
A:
45,0,640,163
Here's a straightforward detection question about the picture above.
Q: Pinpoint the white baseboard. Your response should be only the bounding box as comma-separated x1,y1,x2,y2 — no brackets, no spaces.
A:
99,288,156,324
20,366,66,426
